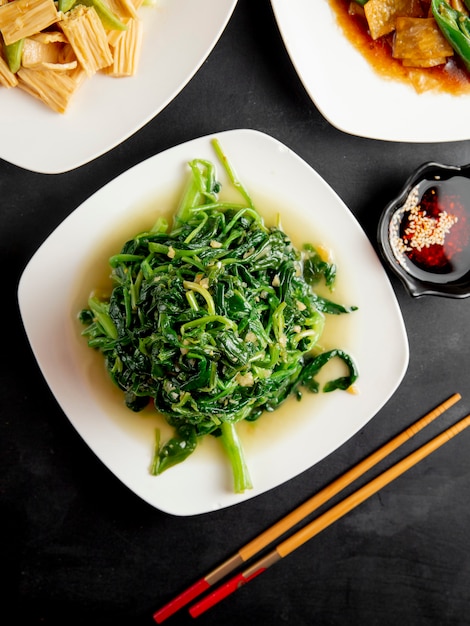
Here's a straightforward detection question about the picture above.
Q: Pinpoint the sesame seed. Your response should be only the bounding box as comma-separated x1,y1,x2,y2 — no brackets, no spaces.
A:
389,184,458,270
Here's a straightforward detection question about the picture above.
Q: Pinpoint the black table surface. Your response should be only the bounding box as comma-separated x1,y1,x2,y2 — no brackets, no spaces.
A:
2,1,470,625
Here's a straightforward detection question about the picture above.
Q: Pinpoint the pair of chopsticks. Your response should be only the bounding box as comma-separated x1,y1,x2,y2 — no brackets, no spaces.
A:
154,392,469,622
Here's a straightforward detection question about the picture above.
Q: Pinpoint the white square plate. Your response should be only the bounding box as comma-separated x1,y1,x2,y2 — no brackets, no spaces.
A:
18,129,409,515
271,0,470,142
0,0,237,173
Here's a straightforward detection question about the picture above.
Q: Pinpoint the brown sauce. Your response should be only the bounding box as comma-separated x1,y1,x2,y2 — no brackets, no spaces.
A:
328,0,470,94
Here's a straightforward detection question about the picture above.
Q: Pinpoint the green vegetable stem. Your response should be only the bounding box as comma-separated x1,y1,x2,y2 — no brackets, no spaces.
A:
432,0,470,71
79,139,358,494
2,37,24,74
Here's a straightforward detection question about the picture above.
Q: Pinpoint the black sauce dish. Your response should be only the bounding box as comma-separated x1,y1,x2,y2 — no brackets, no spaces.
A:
377,162,470,298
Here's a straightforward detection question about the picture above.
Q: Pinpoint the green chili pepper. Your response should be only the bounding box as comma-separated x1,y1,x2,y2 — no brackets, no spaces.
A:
3,38,24,74
58,0,76,11
58,0,127,31
432,0,470,72
79,0,128,31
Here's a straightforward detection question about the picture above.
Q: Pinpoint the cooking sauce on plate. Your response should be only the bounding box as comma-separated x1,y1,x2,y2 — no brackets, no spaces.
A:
328,0,470,94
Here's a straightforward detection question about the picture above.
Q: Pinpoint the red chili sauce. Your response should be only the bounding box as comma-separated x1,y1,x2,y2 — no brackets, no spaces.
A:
328,0,470,95
391,177,470,283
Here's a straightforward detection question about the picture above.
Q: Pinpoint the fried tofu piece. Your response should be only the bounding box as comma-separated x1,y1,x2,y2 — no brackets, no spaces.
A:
107,0,139,20
101,0,136,46
121,0,145,15
17,64,86,112
103,17,142,76
1,0,146,111
0,0,59,45
393,17,454,67
364,0,423,39
59,5,113,76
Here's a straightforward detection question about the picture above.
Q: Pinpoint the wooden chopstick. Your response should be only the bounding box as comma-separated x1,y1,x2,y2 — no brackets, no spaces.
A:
153,393,461,623
189,410,470,618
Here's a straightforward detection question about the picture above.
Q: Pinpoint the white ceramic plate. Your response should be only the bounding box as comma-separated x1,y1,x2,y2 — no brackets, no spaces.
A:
271,0,470,143
18,129,409,516
0,0,237,174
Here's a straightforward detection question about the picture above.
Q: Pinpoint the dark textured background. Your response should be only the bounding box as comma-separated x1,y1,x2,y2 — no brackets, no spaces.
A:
2,1,470,625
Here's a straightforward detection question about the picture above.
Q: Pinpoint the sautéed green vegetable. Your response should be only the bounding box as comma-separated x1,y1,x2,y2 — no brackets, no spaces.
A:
79,139,358,493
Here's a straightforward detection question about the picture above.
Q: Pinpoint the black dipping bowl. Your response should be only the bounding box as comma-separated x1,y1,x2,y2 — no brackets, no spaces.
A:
378,162,470,299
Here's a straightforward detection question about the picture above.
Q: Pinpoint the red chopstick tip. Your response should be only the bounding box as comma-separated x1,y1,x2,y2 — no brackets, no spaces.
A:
189,573,245,619
153,578,211,623
189,568,266,618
